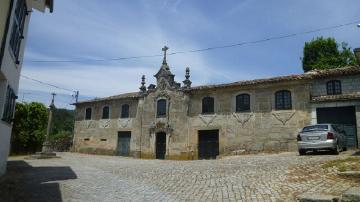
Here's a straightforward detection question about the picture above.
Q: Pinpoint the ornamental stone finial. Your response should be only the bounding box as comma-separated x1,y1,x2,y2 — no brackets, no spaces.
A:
185,67,190,80
162,46,169,65
183,67,192,88
139,75,146,93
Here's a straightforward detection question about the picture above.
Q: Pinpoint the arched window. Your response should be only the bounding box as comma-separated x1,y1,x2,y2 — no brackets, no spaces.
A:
236,94,250,112
157,99,166,117
121,104,129,118
202,97,214,114
275,90,292,110
102,106,110,119
85,107,92,120
327,80,341,95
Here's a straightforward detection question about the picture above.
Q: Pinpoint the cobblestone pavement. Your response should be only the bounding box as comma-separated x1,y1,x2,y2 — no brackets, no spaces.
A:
1,152,358,202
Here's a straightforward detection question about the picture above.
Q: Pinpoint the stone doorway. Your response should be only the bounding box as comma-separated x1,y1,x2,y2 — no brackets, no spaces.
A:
156,132,166,159
198,130,219,159
117,131,131,156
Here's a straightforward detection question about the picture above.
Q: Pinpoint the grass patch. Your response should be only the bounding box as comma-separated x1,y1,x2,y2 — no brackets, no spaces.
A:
322,157,360,172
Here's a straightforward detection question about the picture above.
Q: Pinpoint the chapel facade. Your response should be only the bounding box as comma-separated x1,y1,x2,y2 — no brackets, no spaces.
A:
73,47,360,160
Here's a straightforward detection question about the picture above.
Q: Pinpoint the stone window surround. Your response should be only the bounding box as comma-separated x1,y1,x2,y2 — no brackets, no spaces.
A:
326,80,342,95
201,96,215,114
272,88,294,111
101,105,111,119
232,91,254,113
84,106,93,120
155,97,168,118
120,104,130,119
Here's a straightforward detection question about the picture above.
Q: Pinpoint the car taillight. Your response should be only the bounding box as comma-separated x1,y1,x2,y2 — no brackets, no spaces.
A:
297,134,301,141
327,132,334,139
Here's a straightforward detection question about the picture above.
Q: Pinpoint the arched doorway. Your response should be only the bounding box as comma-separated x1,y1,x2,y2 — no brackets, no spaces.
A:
156,132,166,159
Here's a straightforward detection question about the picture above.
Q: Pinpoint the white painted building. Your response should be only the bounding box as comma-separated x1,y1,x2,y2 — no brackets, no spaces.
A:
0,0,53,176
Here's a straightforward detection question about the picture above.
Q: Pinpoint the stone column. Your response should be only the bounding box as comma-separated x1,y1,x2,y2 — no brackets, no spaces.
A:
39,93,57,157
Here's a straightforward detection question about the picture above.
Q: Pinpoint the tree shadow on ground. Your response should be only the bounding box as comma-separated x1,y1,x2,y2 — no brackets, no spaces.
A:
0,160,77,202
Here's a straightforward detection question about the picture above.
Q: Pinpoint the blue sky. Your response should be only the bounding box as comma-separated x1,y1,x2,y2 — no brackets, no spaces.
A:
19,0,360,108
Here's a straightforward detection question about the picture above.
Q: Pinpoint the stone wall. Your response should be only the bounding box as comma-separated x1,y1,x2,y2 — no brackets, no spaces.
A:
187,81,311,158
311,75,360,96
72,72,360,159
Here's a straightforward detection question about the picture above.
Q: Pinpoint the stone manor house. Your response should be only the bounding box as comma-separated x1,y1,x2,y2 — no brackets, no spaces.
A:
73,47,360,160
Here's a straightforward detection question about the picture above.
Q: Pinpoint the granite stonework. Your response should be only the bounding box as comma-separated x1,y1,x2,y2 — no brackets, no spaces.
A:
73,55,360,159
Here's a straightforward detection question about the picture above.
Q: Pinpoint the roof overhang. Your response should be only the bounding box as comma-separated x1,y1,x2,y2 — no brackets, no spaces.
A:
29,0,54,13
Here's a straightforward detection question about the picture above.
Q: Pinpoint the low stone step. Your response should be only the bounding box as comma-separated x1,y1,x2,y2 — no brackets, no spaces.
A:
341,187,360,202
338,171,360,178
297,193,340,202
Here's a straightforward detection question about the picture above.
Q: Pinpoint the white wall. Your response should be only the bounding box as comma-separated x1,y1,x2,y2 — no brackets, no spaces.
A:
0,0,33,177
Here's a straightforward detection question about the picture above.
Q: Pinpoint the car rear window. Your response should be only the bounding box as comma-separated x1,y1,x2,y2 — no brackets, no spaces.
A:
302,125,328,132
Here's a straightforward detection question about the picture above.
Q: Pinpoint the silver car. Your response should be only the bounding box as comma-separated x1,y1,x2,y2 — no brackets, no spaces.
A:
297,124,346,155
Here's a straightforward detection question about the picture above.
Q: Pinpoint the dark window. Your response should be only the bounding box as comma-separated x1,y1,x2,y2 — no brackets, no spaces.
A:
236,94,250,112
327,80,341,95
157,99,166,117
102,106,110,119
275,90,292,110
2,86,17,123
10,0,27,63
202,97,214,114
121,104,129,118
85,107,92,120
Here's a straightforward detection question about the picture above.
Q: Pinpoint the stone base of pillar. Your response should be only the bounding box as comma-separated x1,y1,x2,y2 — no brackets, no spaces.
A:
25,141,60,159
26,152,60,159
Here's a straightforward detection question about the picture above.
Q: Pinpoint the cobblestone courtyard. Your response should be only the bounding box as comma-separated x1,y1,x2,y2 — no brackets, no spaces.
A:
0,152,358,202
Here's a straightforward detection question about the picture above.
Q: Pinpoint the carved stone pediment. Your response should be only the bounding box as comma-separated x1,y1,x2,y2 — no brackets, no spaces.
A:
272,111,296,125
232,112,253,127
155,90,171,100
199,114,217,126
117,118,131,128
149,121,173,134
99,119,111,128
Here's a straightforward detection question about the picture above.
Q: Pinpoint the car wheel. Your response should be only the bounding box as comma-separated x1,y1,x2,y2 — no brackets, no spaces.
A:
299,149,306,156
332,144,340,155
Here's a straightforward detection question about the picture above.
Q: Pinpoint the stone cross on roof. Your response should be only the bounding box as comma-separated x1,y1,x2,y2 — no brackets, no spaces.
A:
162,46,169,65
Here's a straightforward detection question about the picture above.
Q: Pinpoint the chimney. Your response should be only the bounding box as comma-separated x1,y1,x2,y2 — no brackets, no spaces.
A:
355,48,360,65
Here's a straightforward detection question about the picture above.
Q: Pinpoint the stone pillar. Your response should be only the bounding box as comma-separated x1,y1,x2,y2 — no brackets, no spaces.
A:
41,93,56,153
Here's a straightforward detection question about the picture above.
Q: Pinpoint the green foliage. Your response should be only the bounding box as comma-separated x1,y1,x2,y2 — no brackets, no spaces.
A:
49,130,73,152
52,108,74,135
302,37,356,72
49,108,74,151
11,102,48,154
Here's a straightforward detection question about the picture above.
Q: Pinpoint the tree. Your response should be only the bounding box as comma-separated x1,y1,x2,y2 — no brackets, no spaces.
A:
49,108,75,151
11,102,48,154
302,37,357,72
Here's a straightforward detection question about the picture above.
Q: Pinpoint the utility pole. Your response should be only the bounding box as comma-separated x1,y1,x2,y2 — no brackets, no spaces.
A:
74,91,79,103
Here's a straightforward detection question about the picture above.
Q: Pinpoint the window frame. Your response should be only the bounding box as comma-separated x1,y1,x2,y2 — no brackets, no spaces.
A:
275,90,292,110
9,0,27,63
120,104,130,118
85,107,92,120
2,86,17,123
326,80,342,95
202,96,215,114
235,93,250,112
101,106,110,119
156,99,167,118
